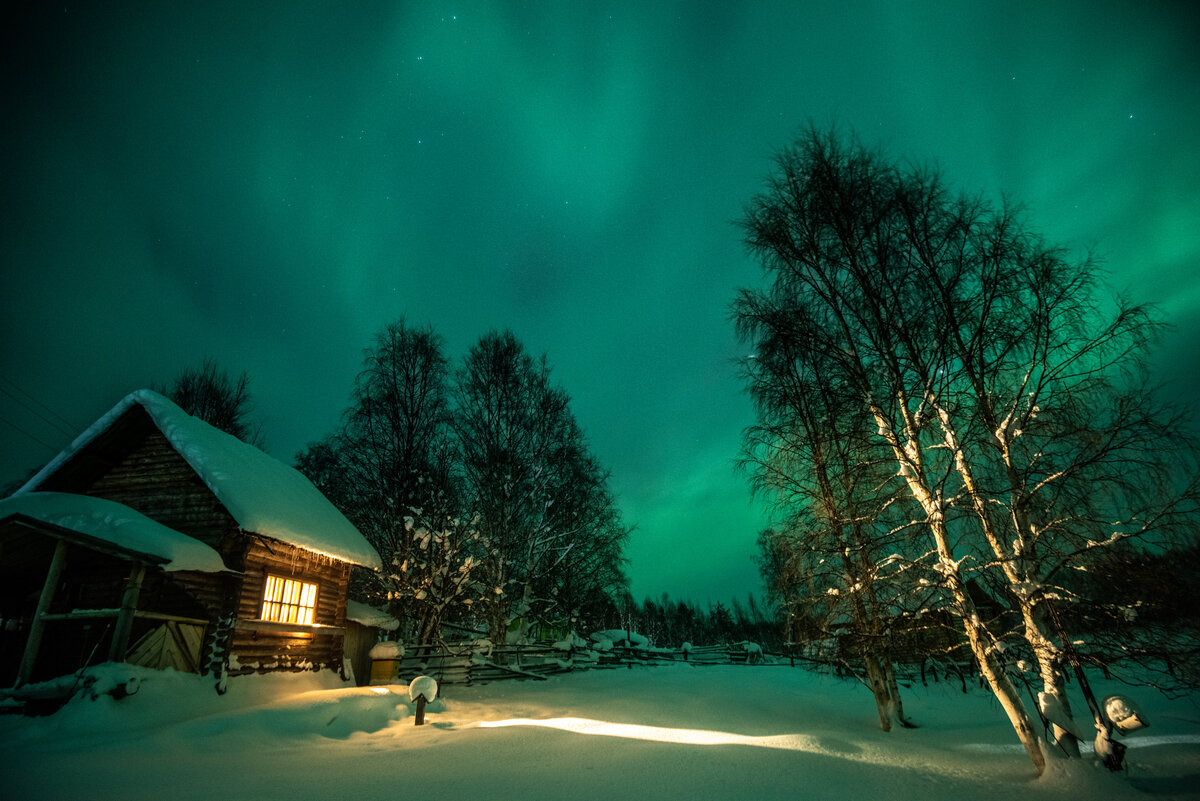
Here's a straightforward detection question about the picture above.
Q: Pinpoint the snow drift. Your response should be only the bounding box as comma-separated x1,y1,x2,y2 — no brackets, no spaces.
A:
2,662,1197,801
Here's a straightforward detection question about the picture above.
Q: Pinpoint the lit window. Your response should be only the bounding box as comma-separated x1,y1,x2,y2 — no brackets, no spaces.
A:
261,575,318,625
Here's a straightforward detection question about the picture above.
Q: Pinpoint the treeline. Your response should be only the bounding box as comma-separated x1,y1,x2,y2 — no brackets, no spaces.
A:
613,594,781,650
294,322,629,646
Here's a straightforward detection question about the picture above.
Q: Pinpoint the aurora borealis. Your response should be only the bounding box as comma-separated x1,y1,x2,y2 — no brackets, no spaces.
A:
2,2,1197,603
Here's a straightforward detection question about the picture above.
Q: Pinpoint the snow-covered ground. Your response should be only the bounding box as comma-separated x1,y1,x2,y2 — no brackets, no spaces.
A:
2,662,1198,800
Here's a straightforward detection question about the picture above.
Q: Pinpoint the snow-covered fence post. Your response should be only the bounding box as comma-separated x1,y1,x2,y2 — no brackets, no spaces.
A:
409,675,438,726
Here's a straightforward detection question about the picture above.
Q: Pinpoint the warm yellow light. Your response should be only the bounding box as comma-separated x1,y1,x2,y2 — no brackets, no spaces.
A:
477,717,822,751
477,718,1200,763
261,575,318,624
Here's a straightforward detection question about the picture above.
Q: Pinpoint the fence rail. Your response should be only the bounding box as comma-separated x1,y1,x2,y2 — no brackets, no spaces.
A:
369,640,774,686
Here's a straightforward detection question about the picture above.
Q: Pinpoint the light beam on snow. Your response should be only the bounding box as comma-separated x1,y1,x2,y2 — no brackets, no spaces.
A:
478,717,1200,765
478,717,824,751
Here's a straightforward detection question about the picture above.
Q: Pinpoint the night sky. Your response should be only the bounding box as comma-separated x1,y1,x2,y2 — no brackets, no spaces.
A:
2,2,1198,605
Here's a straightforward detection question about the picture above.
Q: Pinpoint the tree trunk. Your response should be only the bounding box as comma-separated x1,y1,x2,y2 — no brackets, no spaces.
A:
882,658,912,728
937,411,1083,760
861,647,894,732
873,405,1046,774
1021,600,1082,758
954,580,1047,774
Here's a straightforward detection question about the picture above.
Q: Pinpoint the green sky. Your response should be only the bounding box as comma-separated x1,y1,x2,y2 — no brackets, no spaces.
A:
2,1,1197,603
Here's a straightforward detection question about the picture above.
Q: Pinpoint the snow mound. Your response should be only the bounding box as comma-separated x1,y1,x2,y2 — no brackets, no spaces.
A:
19,390,381,569
553,632,589,651
591,629,649,648
3,664,353,743
0,492,227,572
369,641,404,660
347,600,399,631
182,685,411,741
2,662,1199,800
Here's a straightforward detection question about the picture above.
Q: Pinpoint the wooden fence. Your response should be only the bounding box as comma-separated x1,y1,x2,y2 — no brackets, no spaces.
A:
367,640,772,686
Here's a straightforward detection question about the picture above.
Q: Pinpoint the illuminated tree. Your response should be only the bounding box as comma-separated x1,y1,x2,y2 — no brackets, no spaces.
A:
740,313,917,731
735,127,1200,774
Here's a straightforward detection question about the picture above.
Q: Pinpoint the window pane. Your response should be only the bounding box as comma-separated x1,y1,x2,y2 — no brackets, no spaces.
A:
260,576,318,625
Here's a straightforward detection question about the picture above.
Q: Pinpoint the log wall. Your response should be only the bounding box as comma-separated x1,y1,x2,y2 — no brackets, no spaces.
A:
228,537,351,675
82,426,240,562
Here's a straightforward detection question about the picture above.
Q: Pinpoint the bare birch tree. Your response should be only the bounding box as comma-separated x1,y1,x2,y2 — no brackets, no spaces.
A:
736,127,1199,774
739,310,916,731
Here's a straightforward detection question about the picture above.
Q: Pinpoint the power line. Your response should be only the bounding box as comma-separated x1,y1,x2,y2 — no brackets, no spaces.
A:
0,375,81,430
0,413,62,453
0,376,81,438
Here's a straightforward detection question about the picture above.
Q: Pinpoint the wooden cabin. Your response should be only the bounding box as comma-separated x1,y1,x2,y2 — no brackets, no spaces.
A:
0,390,381,692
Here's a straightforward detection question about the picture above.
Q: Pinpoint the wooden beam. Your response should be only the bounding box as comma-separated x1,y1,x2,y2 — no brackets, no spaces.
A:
39,610,209,625
109,562,147,662
15,538,68,688
234,619,345,636
134,611,210,625
38,609,119,621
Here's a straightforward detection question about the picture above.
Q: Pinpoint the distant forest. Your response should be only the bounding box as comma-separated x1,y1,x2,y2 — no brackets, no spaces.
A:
610,592,781,651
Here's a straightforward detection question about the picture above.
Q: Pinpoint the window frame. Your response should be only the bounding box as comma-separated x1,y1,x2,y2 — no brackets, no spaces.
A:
259,574,319,626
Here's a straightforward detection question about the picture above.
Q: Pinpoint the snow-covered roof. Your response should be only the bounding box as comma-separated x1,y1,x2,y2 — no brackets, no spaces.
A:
19,390,382,570
0,491,229,572
345,600,399,631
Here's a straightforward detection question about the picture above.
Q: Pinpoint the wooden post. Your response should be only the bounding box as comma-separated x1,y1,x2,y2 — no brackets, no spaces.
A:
15,538,69,688
414,694,427,725
109,563,147,663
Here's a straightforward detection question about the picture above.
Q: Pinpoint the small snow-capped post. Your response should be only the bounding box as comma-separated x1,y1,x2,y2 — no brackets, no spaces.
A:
409,675,438,726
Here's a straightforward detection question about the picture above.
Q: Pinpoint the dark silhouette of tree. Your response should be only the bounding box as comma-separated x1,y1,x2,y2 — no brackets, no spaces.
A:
299,324,628,646
609,593,781,649
453,330,628,644
1067,541,1200,695
297,321,470,643
159,358,262,445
